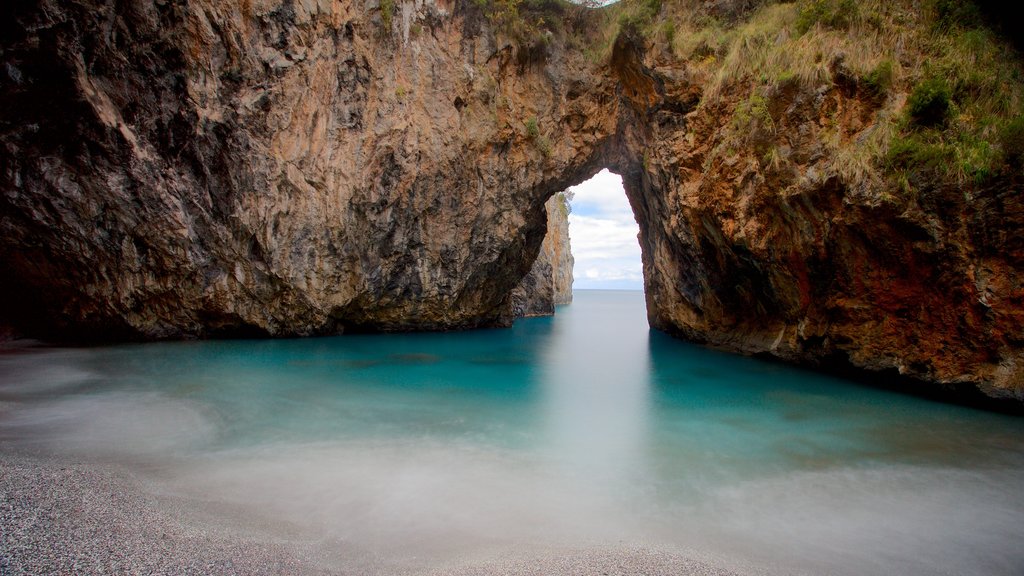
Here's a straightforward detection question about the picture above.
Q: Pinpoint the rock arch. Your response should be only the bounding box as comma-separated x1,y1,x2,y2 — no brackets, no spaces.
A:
1,0,1021,400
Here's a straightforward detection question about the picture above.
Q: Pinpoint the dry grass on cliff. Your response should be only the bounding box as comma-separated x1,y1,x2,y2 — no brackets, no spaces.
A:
578,0,1023,187
639,0,1024,187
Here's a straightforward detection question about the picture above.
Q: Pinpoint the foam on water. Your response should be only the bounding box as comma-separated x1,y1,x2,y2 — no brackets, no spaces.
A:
1,290,1022,575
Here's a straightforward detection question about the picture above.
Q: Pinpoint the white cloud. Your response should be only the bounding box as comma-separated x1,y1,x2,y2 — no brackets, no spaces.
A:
565,170,643,290
567,169,635,220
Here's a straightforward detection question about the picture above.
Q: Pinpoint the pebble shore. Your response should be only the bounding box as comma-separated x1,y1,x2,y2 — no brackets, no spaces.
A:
1,450,751,576
0,451,334,575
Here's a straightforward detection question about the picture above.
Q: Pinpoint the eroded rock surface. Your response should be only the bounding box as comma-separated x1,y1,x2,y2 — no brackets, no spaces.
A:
1,0,615,339
550,195,574,306
2,0,1022,400
510,194,573,317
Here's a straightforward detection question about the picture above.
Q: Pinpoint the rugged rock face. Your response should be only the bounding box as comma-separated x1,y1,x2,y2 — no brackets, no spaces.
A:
1,0,1022,400
549,195,574,306
510,194,573,316
621,4,1024,402
1,0,614,339
638,84,1024,400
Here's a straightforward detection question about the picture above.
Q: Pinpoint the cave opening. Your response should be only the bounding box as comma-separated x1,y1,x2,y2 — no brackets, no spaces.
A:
563,168,643,293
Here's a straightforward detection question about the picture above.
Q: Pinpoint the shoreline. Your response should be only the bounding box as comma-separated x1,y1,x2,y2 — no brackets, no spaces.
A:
0,448,335,575
0,448,754,576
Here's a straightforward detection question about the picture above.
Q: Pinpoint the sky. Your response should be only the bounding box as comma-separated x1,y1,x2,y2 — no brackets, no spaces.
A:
566,169,643,291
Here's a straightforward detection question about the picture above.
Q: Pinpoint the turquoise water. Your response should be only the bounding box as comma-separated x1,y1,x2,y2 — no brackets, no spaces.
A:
1,290,1023,574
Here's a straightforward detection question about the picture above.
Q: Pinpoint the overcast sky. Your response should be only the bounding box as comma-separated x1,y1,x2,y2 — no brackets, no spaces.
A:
566,169,643,291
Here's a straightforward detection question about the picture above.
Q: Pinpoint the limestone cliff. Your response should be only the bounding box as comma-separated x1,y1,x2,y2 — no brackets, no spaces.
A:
2,0,1023,401
626,0,1024,401
510,194,573,316
550,193,574,306
1,0,611,339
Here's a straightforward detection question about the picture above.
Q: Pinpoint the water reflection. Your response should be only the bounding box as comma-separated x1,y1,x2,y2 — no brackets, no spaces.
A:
538,291,652,523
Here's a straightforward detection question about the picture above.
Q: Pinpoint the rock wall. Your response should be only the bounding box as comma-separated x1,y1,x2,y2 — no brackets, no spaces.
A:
510,194,573,316
1,0,1022,401
637,78,1024,400
550,194,574,306
0,0,614,340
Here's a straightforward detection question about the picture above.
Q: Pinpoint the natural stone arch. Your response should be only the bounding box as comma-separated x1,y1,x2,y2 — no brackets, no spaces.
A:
1,0,1022,401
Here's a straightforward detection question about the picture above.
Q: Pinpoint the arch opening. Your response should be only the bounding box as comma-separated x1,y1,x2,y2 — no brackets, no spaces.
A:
564,168,643,292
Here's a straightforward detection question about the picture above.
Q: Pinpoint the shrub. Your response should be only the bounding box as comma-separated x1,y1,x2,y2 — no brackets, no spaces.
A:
907,77,951,127
732,93,774,134
556,190,574,216
795,0,825,34
617,0,663,32
933,0,982,31
959,139,999,183
479,0,564,69
863,60,894,97
525,117,539,139
554,192,569,216
795,0,857,35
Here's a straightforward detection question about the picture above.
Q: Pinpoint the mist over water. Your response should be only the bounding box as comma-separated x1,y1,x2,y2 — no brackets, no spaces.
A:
2,290,1023,574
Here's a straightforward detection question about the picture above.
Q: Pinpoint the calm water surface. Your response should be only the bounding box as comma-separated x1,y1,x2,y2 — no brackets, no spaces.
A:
1,290,1023,575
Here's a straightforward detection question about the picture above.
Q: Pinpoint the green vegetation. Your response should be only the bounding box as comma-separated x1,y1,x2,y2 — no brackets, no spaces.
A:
616,0,1024,186
659,19,676,45
933,0,983,31
380,0,395,31
617,0,662,31
523,116,551,157
524,116,540,140
537,136,552,157
863,59,894,97
731,92,773,135
907,77,951,127
572,0,667,63
795,0,857,35
886,136,956,175
470,0,604,66
466,0,1020,184
886,128,1000,185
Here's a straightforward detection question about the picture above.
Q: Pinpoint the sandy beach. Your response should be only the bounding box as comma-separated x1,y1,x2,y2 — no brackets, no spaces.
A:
1,449,752,576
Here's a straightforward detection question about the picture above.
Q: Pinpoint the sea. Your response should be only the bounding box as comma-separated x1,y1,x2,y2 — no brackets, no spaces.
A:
1,290,1022,575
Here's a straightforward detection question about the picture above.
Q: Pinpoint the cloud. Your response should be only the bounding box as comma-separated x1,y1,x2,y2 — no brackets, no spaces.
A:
565,170,643,290
567,169,634,220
